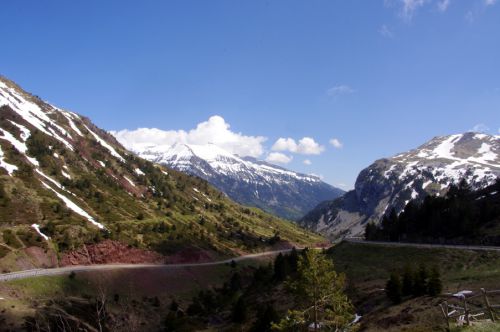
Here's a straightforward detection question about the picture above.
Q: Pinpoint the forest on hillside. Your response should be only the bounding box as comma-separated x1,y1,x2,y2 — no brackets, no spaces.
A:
365,179,500,245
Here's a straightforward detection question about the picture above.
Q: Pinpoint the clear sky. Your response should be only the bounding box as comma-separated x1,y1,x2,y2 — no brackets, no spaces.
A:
1,0,499,189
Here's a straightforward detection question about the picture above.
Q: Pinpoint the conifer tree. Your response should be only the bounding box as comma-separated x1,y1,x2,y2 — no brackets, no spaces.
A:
232,296,247,323
386,273,402,304
273,250,354,331
412,265,428,296
427,267,443,296
402,266,414,297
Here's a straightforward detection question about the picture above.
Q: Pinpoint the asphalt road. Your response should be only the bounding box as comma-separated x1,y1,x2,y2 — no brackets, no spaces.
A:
343,238,500,251
0,248,299,282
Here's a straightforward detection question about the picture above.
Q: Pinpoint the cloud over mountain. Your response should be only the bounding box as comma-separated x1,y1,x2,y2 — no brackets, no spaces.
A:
112,115,267,158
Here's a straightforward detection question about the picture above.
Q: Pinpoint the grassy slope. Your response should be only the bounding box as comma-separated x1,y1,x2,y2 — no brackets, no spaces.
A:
0,77,324,272
328,242,500,331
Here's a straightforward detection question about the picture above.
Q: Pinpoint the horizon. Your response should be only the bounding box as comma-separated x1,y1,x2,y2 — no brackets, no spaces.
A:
1,0,499,189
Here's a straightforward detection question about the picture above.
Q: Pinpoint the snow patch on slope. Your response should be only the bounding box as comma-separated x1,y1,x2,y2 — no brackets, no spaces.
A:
83,124,125,162
31,224,50,241
0,145,18,175
0,81,74,151
41,181,104,229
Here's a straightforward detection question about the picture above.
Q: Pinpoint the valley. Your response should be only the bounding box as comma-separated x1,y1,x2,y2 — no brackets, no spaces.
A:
0,74,499,331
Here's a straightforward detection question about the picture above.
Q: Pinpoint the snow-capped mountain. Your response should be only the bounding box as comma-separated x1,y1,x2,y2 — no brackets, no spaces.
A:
126,142,344,220
300,132,500,238
0,75,323,272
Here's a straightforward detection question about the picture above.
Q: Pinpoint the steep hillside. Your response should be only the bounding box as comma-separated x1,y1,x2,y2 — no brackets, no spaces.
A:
301,133,500,238
365,179,500,245
0,75,323,272
116,141,343,220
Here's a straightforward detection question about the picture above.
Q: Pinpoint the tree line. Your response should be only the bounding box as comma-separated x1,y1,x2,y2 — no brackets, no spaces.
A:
386,264,442,304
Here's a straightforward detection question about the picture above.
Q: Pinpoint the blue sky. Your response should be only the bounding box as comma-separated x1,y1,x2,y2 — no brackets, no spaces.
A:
1,0,499,189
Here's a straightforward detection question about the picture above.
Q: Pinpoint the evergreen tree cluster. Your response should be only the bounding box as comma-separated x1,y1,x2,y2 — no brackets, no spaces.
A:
168,248,303,331
366,179,500,245
385,265,442,304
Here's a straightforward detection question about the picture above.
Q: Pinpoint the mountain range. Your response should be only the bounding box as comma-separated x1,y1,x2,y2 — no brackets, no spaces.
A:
300,132,500,238
120,142,344,220
0,75,323,272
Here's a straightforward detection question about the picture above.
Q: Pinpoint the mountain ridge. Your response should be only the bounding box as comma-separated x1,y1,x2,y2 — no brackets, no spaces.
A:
300,132,500,238
119,141,344,220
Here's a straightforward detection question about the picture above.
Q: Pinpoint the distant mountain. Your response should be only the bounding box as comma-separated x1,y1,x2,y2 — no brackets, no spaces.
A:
122,142,344,220
300,133,500,238
0,75,323,272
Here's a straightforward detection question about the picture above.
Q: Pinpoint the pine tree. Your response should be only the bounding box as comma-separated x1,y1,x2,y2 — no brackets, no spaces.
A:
412,265,428,296
288,247,299,273
386,273,402,304
273,250,354,331
402,266,414,297
251,304,278,332
230,272,242,293
231,296,247,323
273,253,291,281
427,267,443,296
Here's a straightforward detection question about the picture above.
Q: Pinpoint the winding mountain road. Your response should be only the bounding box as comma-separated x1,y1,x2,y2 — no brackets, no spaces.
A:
0,248,298,282
4,240,497,282
344,238,500,251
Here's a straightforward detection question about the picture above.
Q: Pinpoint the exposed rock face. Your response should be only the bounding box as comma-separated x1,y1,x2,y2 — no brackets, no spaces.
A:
119,142,344,220
301,133,500,238
60,240,165,265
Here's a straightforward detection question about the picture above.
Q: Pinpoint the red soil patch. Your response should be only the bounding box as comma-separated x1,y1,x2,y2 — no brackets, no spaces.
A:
60,240,165,266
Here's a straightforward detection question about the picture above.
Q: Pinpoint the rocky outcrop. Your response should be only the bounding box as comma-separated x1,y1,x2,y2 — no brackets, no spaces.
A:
301,133,500,238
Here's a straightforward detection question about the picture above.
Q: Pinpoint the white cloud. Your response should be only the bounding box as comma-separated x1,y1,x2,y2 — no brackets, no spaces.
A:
465,10,475,22
329,138,343,149
112,115,267,158
437,0,451,11
271,137,324,155
303,159,312,165
379,24,394,38
471,123,490,133
266,152,293,164
271,138,297,152
485,0,497,6
400,0,428,21
327,85,355,97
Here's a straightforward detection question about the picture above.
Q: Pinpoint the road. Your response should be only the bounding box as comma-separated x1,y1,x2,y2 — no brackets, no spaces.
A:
0,248,298,282
344,238,500,251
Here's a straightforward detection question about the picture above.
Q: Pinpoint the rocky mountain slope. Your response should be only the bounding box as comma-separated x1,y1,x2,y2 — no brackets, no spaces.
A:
119,142,344,220
0,75,323,272
300,133,500,238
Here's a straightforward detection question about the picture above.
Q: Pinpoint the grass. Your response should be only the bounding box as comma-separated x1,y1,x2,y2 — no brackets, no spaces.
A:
327,242,500,332
328,242,500,289
450,322,500,332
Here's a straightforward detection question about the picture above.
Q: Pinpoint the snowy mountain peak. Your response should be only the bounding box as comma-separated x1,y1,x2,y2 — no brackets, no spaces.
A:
124,142,344,220
301,132,500,238
385,132,499,189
